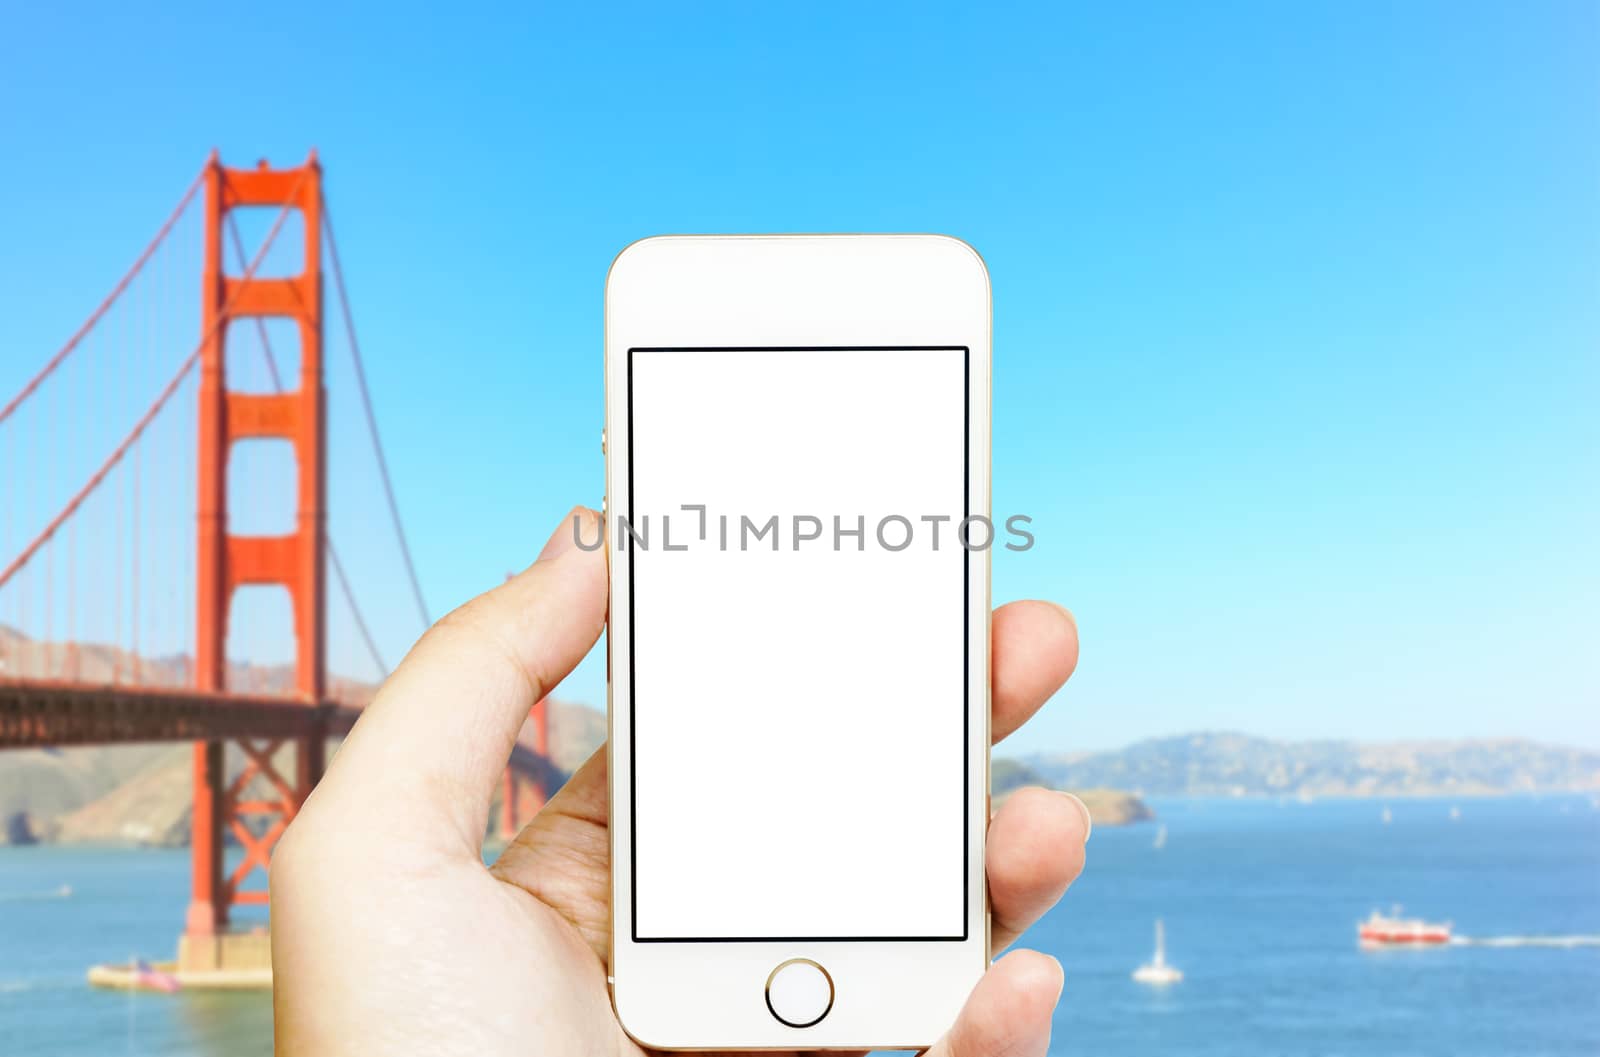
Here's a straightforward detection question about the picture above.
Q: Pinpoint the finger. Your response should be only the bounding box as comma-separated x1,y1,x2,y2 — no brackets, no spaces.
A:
991,601,1078,745
306,506,608,851
988,787,1090,953
926,949,1063,1057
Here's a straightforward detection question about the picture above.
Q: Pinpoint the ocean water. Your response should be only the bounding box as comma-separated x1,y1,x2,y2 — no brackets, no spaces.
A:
1,795,1596,1056
1032,795,1600,1057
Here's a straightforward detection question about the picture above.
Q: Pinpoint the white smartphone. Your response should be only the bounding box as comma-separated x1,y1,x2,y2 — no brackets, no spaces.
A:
604,234,991,1050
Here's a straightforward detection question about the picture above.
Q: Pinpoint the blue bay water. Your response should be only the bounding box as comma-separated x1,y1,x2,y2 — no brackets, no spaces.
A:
1032,795,1600,1057
1,795,1597,1056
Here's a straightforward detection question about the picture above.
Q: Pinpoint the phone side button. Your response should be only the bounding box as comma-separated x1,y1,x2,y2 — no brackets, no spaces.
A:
765,959,833,1029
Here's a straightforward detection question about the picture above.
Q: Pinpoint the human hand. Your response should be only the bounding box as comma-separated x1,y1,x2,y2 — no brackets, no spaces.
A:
271,506,1085,1056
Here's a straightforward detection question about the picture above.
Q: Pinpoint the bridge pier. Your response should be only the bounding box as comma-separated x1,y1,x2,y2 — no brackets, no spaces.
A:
174,929,273,981
185,740,225,940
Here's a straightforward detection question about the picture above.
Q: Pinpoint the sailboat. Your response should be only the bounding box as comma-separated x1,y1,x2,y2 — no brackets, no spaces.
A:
1381,806,1393,824
1132,919,1183,985
1152,824,1167,850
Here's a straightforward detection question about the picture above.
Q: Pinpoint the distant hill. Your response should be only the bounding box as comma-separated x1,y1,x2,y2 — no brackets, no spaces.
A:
990,758,1153,825
1015,732,1600,798
0,624,376,703
0,744,175,842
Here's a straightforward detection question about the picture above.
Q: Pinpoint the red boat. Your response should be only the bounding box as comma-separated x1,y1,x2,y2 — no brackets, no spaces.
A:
1359,908,1452,946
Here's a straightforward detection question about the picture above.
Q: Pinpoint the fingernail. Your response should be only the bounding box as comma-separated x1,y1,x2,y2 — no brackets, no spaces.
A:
538,507,595,562
1048,954,1066,1000
1060,792,1093,844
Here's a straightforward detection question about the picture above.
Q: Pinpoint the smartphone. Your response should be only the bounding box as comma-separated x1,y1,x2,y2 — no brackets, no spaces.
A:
604,234,991,1050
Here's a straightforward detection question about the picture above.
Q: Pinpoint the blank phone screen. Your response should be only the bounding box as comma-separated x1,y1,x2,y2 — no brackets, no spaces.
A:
628,346,969,941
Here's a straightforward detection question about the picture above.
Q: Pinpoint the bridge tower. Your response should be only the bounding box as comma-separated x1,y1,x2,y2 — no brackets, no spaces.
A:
498,697,550,841
182,153,327,970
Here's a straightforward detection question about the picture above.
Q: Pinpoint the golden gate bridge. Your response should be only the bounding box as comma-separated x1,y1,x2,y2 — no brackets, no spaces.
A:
0,152,554,982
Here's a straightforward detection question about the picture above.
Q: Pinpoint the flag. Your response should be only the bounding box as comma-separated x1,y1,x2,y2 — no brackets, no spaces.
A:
133,959,180,993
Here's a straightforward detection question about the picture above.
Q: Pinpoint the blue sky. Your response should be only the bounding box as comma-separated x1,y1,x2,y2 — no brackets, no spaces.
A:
1,1,1595,752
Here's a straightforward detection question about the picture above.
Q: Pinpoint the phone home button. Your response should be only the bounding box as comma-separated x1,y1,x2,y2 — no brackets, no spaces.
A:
765,958,834,1028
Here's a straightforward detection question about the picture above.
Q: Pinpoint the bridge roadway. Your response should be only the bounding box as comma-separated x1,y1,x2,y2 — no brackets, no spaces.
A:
0,679,559,785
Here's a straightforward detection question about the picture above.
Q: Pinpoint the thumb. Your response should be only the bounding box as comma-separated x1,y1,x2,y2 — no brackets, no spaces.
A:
303,505,607,852
926,950,1063,1057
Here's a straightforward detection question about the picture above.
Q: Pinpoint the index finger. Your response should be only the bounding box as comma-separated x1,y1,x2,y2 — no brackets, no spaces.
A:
305,506,608,852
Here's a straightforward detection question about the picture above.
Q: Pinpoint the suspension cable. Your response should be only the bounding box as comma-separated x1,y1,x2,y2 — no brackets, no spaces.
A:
0,176,306,593
328,545,387,676
0,167,204,428
321,198,432,630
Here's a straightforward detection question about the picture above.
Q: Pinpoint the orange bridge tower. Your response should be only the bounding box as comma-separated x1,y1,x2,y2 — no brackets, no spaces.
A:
183,152,327,971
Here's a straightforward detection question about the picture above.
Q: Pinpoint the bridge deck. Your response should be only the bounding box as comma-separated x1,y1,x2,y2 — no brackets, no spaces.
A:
0,679,561,787
0,680,358,748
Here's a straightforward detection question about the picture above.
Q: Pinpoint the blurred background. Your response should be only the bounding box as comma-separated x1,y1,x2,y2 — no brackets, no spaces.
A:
1,1,1595,1054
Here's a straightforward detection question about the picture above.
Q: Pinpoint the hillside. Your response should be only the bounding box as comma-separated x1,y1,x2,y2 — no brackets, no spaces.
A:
0,624,373,701
991,758,1153,825
1015,732,1600,798
0,744,174,842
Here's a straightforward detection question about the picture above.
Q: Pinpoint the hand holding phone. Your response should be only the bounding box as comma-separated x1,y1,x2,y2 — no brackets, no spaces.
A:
272,510,1082,1056
269,239,1085,1054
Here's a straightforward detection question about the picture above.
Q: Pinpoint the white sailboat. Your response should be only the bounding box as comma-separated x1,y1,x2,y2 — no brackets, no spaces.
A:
1152,824,1168,850
1132,919,1183,985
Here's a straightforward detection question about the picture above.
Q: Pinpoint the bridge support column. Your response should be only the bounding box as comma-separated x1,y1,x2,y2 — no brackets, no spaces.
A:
183,152,327,966
185,741,225,938
496,696,550,842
